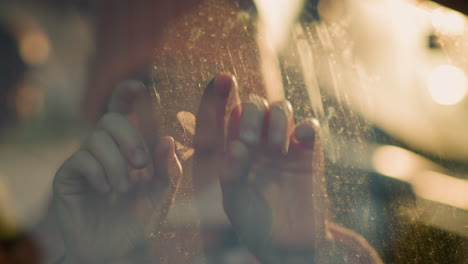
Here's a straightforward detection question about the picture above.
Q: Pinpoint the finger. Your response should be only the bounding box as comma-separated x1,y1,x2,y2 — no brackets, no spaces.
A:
288,118,321,164
53,150,110,196
153,136,182,185
148,137,182,220
135,137,182,235
266,100,293,153
329,223,384,264
97,112,149,169
133,89,161,149
239,96,268,146
194,73,238,155
226,104,242,143
220,140,250,207
108,80,147,114
84,130,131,192
290,118,326,204
288,118,328,247
108,80,161,149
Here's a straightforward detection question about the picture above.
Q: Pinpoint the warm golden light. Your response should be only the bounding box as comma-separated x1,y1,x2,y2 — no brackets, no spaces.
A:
176,111,196,136
19,29,50,65
427,65,467,105
318,0,345,22
15,77,44,119
373,145,468,210
254,0,304,52
254,0,304,102
431,8,466,36
412,171,468,210
372,145,419,181
0,177,16,237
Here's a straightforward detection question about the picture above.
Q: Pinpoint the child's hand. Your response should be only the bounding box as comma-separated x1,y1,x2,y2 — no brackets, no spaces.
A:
220,95,328,263
189,73,381,263
53,81,182,264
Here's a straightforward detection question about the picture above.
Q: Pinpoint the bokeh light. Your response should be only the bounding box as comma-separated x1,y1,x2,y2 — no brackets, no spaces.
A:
373,145,419,181
426,65,467,105
413,171,468,210
18,28,50,65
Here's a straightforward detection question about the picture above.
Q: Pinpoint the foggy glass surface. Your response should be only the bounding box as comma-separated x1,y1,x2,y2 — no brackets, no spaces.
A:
0,0,466,263
145,0,468,263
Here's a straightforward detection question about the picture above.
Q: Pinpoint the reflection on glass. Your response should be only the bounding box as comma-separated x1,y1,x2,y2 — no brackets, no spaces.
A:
0,0,467,263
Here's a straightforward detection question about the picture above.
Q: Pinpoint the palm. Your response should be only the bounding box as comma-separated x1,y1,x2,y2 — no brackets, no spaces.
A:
223,140,327,253
55,174,176,263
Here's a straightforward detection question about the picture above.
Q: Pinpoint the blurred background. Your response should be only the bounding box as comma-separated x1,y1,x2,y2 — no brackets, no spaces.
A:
0,0,467,263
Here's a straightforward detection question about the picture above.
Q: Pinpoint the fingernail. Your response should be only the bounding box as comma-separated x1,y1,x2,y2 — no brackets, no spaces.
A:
214,73,236,98
295,121,316,148
268,101,292,146
239,96,266,145
132,146,148,166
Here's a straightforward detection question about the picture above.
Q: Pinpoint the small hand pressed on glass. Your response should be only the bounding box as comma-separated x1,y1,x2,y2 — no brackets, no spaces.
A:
54,80,182,264
53,73,382,264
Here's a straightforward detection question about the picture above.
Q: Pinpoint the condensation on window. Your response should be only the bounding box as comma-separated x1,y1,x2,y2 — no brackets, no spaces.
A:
147,0,468,263
0,0,466,263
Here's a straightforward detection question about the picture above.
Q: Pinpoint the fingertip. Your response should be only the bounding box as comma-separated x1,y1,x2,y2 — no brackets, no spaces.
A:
267,100,294,152
155,136,176,157
248,94,268,108
214,72,237,98
109,80,147,113
239,97,267,145
293,119,319,148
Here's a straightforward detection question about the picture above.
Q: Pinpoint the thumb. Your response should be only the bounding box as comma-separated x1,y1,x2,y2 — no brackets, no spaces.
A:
152,136,183,191
137,136,182,235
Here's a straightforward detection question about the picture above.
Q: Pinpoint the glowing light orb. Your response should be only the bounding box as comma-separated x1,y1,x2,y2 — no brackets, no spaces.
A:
372,145,415,181
19,29,50,65
426,65,467,105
